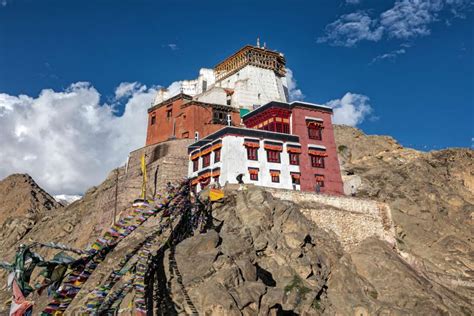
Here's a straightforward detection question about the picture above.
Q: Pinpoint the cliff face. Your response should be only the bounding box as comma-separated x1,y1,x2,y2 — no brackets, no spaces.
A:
0,174,63,252
334,125,473,309
0,128,472,315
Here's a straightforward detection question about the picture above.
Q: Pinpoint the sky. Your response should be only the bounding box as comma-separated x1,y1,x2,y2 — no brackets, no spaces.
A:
0,0,473,195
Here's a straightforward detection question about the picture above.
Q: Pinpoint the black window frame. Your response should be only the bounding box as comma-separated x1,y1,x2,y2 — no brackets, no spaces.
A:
266,150,281,163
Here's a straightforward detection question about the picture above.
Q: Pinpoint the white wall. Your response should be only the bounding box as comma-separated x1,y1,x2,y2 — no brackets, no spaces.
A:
195,87,228,105
188,135,301,192
154,64,289,109
153,68,216,105
215,65,288,110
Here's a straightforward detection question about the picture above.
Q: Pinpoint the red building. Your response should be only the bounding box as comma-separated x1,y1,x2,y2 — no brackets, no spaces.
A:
146,94,241,145
242,101,344,194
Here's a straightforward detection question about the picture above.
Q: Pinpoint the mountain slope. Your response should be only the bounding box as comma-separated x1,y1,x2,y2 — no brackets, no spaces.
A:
334,125,474,308
0,174,63,249
0,128,472,315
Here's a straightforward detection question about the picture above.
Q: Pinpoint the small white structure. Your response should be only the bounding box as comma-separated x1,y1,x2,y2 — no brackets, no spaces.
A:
188,127,302,192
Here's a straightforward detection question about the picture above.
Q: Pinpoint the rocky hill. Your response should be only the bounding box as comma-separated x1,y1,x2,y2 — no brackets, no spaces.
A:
0,174,63,250
334,125,473,309
0,127,472,315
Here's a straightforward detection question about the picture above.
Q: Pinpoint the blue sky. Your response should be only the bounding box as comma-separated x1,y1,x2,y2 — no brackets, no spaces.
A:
0,0,473,194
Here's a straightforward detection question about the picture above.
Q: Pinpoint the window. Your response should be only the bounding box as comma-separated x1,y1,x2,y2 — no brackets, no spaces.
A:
247,147,258,160
212,169,220,184
311,155,325,168
315,174,325,189
151,115,156,125
308,125,322,140
200,175,211,190
200,180,210,190
248,168,259,181
166,109,173,120
182,131,189,138
202,80,207,92
270,170,280,183
214,149,221,163
267,150,280,163
275,122,290,134
202,153,211,168
291,173,300,185
276,122,282,133
213,110,229,124
289,153,300,165
192,159,199,172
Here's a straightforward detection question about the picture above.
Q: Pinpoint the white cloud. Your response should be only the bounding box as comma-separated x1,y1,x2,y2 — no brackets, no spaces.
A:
1,0,7,7
380,0,437,39
326,92,373,126
318,0,472,46
317,11,383,47
114,82,146,99
286,68,305,101
370,48,406,64
166,80,184,96
346,0,361,4
162,43,179,51
0,82,157,195
168,44,178,50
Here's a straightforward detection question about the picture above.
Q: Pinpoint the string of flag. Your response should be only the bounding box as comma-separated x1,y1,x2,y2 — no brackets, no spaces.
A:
40,183,187,315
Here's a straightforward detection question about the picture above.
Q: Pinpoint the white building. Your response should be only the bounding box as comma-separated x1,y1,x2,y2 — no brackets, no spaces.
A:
188,126,302,192
153,45,289,111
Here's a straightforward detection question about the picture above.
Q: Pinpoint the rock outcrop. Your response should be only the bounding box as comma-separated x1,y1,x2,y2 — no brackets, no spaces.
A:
335,125,474,311
0,174,63,250
0,127,472,315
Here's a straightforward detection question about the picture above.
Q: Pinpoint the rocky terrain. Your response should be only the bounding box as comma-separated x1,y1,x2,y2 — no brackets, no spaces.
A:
0,174,63,250
334,125,473,310
0,126,472,315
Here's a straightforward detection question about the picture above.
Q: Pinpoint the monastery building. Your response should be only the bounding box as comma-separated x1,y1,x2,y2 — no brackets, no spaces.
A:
145,42,344,195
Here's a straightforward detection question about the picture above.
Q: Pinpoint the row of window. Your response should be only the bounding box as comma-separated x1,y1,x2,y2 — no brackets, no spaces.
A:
191,170,325,191
151,108,233,126
252,119,322,139
249,169,289,183
246,147,325,168
193,148,221,171
247,168,325,188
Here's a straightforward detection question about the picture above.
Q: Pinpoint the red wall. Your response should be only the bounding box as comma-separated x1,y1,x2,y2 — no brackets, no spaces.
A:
290,106,344,195
146,97,241,146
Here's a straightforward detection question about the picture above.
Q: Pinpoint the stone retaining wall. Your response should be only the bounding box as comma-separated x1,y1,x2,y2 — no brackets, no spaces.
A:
127,139,193,198
268,189,396,251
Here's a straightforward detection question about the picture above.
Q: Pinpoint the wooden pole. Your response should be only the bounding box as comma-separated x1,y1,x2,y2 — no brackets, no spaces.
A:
113,169,119,225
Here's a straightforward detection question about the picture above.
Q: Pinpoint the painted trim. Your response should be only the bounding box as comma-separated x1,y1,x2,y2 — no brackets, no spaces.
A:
291,101,332,110
308,144,327,150
188,126,299,153
305,116,324,122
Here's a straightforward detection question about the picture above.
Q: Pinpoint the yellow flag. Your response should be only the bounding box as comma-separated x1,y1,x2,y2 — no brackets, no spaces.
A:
209,188,224,201
140,153,147,199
